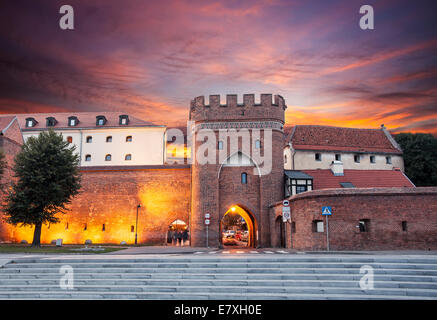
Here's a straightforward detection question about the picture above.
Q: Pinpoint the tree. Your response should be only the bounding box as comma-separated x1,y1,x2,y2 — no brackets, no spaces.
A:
0,151,6,193
395,133,437,186
3,130,81,247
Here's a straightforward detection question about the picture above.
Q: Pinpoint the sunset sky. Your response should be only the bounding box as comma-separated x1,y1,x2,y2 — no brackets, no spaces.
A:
0,0,436,134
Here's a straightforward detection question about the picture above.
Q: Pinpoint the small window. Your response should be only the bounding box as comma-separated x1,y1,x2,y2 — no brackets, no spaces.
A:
386,156,392,164
218,141,223,150
106,136,112,143
67,136,73,144
354,154,360,163
46,117,57,127
86,136,92,143
102,224,105,231
125,154,132,161
370,155,376,163
83,223,87,231
284,154,287,163
27,120,33,127
131,225,135,233
312,220,324,233
402,221,408,232
296,185,307,194
98,119,104,125
68,116,78,127
119,115,129,125
255,140,261,149
105,154,112,161
126,136,132,142
65,223,69,230
96,116,106,126
359,219,370,232
241,172,248,184
315,153,322,161
25,117,37,128
85,155,91,162
69,119,76,126
335,154,341,161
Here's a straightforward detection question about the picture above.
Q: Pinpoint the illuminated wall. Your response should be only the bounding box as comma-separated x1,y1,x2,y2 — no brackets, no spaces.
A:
0,166,191,244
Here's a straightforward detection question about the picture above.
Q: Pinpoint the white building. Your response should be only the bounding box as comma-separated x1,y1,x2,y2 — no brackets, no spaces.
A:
15,112,166,167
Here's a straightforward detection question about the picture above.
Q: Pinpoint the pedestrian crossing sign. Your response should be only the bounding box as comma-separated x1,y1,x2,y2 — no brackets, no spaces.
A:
322,206,332,216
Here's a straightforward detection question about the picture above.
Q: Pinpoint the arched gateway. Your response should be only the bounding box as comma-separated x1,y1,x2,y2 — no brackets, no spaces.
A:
220,205,257,248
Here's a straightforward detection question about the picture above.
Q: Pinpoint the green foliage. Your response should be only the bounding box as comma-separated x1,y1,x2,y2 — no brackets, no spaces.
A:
395,133,437,186
3,130,81,229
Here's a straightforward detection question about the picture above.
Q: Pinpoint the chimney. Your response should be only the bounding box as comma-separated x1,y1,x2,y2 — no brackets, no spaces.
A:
330,160,344,176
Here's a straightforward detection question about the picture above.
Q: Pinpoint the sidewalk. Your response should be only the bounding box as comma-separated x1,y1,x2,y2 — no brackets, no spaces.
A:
108,246,219,255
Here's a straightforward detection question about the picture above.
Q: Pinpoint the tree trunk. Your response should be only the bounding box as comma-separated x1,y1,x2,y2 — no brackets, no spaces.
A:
32,222,42,247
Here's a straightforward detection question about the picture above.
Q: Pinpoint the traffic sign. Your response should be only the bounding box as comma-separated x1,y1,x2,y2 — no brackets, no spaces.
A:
283,200,290,207
322,206,332,216
204,213,210,219
204,219,210,225
282,206,291,222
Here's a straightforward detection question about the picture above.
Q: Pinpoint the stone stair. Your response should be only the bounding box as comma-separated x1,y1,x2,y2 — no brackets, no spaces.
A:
0,255,437,299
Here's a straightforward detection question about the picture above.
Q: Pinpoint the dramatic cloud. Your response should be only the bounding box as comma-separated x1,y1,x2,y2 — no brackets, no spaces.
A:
0,0,436,134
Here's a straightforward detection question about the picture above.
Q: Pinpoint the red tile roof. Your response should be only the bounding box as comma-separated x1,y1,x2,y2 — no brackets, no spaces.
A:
303,169,415,189
0,115,16,133
290,125,402,154
3,112,162,130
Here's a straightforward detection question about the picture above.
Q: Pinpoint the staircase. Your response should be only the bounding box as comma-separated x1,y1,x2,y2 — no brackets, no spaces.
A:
0,255,437,299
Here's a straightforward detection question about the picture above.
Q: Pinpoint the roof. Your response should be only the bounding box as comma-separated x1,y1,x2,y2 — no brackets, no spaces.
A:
284,170,313,180
302,169,415,189
289,125,402,154
0,115,16,134
3,112,163,130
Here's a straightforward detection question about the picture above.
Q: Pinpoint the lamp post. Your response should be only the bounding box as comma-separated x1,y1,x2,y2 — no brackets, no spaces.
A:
135,204,141,245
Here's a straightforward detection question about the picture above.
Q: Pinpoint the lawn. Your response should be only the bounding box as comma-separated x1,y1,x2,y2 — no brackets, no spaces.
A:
0,244,126,254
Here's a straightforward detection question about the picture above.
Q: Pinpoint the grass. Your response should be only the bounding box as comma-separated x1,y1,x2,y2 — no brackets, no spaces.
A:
0,244,126,254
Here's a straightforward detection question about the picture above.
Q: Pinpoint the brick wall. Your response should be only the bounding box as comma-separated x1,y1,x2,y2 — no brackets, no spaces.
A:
0,166,191,244
271,188,437,250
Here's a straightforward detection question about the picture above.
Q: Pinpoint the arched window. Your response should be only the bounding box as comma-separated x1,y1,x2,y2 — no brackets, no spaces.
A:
255,139,261,149
105,154,112,161
85,155,91,162
126,136,132,142
218,141,223,150
241,172,248,184
67,136,73,144
125,154,132,161
86,136,92,143
106,136,112,143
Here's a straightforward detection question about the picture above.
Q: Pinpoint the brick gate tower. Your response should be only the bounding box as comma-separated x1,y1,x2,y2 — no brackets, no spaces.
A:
189,94,286,247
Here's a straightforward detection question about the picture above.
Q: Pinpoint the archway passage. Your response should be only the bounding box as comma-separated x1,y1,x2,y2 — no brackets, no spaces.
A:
167,219,189,246
220,205,257,248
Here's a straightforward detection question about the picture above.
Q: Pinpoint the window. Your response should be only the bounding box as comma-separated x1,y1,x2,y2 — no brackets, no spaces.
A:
296,185,307,194
46,117,57,127
83,223,87,231
105,154,112,161
125,154,132,161
131,226,135,233
255,139,261,149
119,115,129,125
340,182,355,188
386,156,392,164
402,221,408,232
354,154,360,163
218,141,223,150
335,154,341,161
241,172,248,184
65,223,69,230
85,155,91,162
370,155,376,163
86,136,92,143
126,136,132,142
106,136,112,143
315,153,322,161
67,136,73,144
359,219,370,232
68,116,78,126
25,117,37,128
96,115,106,126
102,224,105,231
312,220,324,233
284,154,287,163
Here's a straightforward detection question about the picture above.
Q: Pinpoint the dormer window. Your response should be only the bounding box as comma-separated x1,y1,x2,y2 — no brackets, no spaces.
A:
46,117,57,127
119,115,129,125
96,115,107,126
25,117,37,128
68,116,78,127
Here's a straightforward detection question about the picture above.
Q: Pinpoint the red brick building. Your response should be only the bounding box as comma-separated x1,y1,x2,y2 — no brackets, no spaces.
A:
0,96,436,250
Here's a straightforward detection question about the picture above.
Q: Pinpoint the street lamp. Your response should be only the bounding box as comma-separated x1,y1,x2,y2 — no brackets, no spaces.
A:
135,204,141,245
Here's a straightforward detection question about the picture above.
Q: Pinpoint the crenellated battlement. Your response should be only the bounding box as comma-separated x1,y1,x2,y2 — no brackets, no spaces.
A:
189,94,287,123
